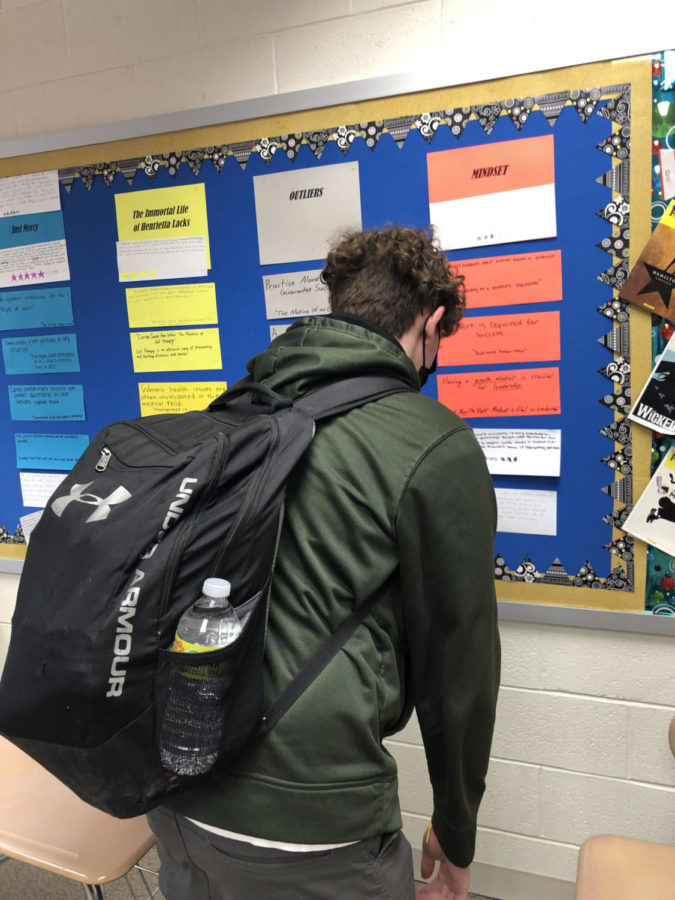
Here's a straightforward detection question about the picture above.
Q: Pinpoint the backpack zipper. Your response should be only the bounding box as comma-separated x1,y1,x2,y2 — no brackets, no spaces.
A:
158,432,228,622
123,420,181,455
95,448,112,471
94,422,181,474
211,418,280,574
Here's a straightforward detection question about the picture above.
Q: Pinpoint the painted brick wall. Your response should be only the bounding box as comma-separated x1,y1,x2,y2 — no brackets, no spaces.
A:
387,620,675,887
0,0,669,141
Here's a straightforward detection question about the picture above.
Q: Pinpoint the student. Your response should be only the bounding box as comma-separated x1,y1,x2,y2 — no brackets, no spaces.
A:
148,225,500,900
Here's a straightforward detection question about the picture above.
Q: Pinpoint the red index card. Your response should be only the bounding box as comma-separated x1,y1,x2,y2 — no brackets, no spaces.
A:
437,367,561,419
439,310,560,367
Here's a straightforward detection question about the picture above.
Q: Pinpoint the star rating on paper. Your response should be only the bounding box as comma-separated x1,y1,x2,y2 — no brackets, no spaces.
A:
120,270,157,280
10,271,45,281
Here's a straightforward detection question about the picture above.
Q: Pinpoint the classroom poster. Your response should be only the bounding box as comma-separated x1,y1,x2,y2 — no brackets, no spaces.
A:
427,135,557,250
253,162,362,265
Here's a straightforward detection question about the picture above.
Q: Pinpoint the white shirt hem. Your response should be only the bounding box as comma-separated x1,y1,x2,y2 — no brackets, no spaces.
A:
185,818,358,853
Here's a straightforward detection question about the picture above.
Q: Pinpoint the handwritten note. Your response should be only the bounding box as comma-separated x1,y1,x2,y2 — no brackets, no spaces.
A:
138,381,227,416
0,170,60,218
15,432,89,470
0,287,73,331
130,328,222,372
116,236,208,282
437,367,560,418
0,239,70,288
126,283,217,328
8,384,85,421
262,269,330,319
452,250,563,309
20,509,43,543
439,311,560,367
495,487,557,535
20,471,67,507
473,428,561,476
2,333,79,375
115,183,210,265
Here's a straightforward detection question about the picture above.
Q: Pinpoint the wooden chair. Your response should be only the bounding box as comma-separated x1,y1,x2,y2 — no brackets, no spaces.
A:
575,834,675,900
576,719,675,899
0,737,155,899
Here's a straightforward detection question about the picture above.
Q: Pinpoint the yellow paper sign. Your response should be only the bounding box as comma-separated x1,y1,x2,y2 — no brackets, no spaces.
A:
139,381,227,416
115,184,210,266
130,328,222,372
126,283,217,328
661,198,675,230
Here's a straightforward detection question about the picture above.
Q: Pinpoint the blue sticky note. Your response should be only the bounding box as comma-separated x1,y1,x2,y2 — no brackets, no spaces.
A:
0,287,74,331
15,432,89,470
0,210,66,250
8,384,85,421
2,333,79,374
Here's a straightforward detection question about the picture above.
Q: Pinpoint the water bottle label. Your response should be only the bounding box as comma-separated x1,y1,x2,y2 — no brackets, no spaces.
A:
172,635,213,654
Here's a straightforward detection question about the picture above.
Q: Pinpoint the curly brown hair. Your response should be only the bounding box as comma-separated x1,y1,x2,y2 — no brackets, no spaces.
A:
321,226,465,339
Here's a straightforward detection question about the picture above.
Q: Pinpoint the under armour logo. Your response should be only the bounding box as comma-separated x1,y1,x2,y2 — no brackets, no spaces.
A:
51,482,132,523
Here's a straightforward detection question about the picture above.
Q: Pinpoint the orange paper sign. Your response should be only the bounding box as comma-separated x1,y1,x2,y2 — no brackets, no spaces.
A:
451,250,562,309
439,311,560,367
437,367,561,419
428,134,555,203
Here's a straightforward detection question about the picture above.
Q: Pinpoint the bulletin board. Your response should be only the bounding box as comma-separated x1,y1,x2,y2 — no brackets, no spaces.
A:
0,57,657,619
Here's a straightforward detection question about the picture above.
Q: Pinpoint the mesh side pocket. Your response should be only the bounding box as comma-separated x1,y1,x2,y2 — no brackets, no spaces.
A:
155,589,266,779
158,646,239,776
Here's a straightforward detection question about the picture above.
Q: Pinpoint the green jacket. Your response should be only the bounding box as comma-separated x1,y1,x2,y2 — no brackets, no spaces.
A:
168,315,500,867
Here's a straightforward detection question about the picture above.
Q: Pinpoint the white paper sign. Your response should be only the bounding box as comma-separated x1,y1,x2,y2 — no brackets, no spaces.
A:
660,148,675,201
495,488,557,536
20,509,43,544
262,269,330,319
270,323,292,340
20,471,67,508
254,162,362,266
433,186,557,251
0,239,70,288
116,236,207,282
473,428,561,476
0,171,60,218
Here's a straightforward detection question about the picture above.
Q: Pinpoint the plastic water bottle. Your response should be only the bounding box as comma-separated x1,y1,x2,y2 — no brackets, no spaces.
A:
160,578,242,776
172,578,241,652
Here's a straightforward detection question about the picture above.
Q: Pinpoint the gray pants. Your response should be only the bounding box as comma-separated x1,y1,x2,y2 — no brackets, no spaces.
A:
147,807,416,900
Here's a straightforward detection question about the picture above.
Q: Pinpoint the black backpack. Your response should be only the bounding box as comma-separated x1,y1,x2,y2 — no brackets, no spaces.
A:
0,375,410,817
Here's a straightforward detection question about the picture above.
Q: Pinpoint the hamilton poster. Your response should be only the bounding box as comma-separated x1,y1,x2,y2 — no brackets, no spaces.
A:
620,199,675,321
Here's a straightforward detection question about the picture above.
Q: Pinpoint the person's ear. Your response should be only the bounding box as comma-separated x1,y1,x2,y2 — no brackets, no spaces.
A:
425,305,445,339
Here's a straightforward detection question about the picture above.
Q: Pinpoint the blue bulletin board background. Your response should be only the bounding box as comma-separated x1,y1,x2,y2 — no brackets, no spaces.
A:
0,59,654,612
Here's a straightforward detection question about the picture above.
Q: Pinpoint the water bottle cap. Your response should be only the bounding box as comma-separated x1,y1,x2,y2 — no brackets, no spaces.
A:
202,578,231,599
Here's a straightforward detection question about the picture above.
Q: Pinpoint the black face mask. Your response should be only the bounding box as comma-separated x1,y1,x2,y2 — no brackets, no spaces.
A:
418,355,437,388
418,319,439,387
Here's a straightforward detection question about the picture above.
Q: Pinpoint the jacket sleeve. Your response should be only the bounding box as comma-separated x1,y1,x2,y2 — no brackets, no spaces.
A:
395,424,500,868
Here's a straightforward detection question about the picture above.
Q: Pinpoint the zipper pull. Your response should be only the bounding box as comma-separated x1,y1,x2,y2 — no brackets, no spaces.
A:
95,447,111,472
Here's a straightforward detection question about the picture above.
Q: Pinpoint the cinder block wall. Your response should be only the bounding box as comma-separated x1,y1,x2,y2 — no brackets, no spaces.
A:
388,622,675,892
1,3,674,898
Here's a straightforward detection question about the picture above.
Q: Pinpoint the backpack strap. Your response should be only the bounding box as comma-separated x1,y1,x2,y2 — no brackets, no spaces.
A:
294,374,414,420
256,379,413,737
209,375,412,418
257,589,383,736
